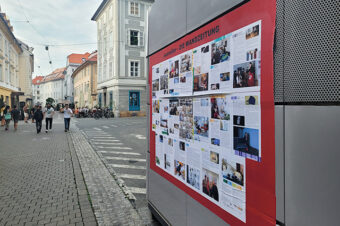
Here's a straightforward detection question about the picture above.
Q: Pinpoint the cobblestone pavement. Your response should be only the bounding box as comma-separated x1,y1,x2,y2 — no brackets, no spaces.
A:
70,124,144,226
0,115,96,226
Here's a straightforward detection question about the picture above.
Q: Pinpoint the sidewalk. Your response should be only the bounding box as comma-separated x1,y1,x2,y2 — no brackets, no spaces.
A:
0,116,96,226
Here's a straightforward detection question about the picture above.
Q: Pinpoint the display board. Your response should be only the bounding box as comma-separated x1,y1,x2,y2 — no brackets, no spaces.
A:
149,1,276,225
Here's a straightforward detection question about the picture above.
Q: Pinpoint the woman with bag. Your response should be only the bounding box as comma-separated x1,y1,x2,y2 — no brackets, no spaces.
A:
4,106,11,131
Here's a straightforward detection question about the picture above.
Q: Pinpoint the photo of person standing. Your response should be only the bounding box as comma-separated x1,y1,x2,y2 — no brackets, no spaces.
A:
63,104,73,132
43,103,54,133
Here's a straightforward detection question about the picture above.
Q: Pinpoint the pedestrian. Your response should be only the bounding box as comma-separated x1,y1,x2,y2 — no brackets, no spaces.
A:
31,105,37,123
11,105,20,131
3,105,11,131
63,104,73,132
23,104,29,123
0,104,5,126
43,103,54,133
33,105,43,134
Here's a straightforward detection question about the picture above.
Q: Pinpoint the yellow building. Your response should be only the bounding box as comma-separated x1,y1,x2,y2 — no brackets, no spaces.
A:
0,12,22,107
72,51,97,108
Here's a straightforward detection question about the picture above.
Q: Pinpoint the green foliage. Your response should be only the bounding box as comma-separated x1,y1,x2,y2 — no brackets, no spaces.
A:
46,97,55,105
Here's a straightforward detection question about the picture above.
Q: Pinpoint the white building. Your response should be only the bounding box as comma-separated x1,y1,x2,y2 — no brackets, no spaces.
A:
18,40,34,105
92,0,153,117
32,75,43,105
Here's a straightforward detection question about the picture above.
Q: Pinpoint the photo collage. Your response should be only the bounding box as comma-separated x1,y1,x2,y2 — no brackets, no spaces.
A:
152,21,262,222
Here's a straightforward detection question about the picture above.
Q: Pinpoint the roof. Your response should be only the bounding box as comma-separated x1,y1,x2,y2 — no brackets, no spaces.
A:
72,51,97,78
32,76,44,85
67,52,91,65
42,67,66,83
91,0,109,21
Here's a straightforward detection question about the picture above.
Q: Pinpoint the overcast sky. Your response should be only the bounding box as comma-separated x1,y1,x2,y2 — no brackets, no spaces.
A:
0,0,101,77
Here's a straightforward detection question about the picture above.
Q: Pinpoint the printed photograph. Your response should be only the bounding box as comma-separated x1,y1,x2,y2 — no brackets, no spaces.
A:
152,79,159,91
174,160,186,180
180,74,186,83
222,158,244,187
200,98,209,107
164,154,171,170
220,72,230,81
193,73,209,92
174,77,179,84
179,141,186,151
211,83,220,90
179,98,193,140
233,126,259,157
211,138,220,146
169,99,179,115
211,97,230,120
169,60,179,78
210,151,219,164
160,115,168,128
160,75,168,90
233,61,260,88
211,36,231,65
245,24,260,40
202,168,219,201
187,165,200,190
194,116,209,138
233,115,245,126
245,95,259,105
152,100,159,113
246,48,259,61
220,120,229,131
168,138,173,147
180,53,192,73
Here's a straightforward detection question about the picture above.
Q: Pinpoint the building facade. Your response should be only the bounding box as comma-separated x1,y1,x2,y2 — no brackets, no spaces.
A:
18,40,34,106
32,76,43,105
72,51,97,108
38,68,65,107
0,12,22,108
92,0,153,116
63,53,90,103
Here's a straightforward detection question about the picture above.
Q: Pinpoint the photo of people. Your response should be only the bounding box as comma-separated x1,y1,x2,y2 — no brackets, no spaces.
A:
169,99,179,115
202,169,219,201
193,73,209,92
211,138,220,146
180,53,192,73
194,116,209,138
168,138,173,147
160,75,168,90
222,158,244,187
233,115,245,126
245,24,259,40
246,48,259,61
233,126,259,157
211,36,231,65
211,83,220,90
210,151,219,164
179,141,186,151
169,60,179,78
233,61,260,88
245,95,258,105
187,165,200,190
211,97,230,120
160,115,168,128
174,160,186,180
152,79,159,91
180,75,186,83
152,100,160,113
220,72,230,81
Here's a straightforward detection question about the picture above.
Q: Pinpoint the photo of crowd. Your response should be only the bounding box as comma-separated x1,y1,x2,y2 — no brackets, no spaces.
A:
233,61,259,88
221,158,244,187
187,165,200,190
211,97,230,120
194,116,209,138
193,73,209,92
202,168,219,201
174,160,186,180
180,53,192,73
245,24,259,40
169,60,179,78
211,37,231,65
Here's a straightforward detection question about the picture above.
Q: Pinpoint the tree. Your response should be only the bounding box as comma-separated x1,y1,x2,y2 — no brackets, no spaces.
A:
46,97,55,105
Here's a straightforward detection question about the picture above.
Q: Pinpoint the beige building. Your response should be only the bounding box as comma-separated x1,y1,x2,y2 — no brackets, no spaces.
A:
72,51,97,108
18,40,34,105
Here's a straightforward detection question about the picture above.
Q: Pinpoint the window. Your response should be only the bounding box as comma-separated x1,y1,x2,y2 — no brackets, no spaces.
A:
128,29,144,46
129,2,139,16
129,60,140,77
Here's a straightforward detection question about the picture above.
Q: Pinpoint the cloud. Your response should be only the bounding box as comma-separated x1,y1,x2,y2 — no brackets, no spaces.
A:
1,0,101,77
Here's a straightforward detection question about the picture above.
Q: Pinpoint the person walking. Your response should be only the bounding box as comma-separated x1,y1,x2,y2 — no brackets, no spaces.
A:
11,105,20,131
43,103,54,133
33,105,44,134
63,104,73,132
3,105,11,131
23,104,29,123
30,105,37,123
0,104,5,126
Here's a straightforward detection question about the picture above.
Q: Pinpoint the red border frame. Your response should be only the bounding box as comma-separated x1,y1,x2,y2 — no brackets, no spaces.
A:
148,1,276,225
